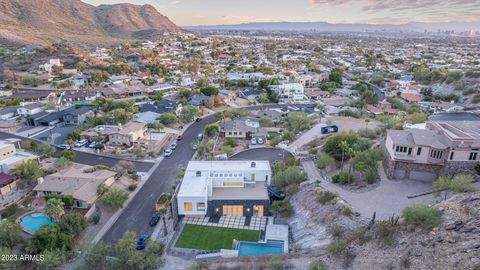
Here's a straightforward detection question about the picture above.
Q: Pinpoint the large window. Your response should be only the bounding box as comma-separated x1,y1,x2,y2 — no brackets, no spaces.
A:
417,147,422,156
196,202,205,211
184,202,192,212
223,182,243,187
430,150,443,160
469,152,478,161
395,146,412,154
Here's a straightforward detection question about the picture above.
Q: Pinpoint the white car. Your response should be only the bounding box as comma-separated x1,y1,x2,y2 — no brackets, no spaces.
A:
88,142,97,148
164,149,173,157
251,138,257,145
74,139,88,148
170,143,177,150
257,138,264,144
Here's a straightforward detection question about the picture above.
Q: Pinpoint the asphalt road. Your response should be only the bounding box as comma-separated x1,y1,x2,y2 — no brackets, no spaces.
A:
101,115,218,243
366,82,386,101
230,148,293,164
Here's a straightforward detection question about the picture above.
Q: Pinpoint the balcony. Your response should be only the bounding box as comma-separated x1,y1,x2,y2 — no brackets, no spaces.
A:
393,152,416,161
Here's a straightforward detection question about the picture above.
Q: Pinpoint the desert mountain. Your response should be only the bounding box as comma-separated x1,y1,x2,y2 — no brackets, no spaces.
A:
0,0,182,46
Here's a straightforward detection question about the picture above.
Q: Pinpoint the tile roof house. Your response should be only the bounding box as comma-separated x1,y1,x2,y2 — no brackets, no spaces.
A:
107,121,147,146
220,117,267,139
400,93,423,103
34,164,116,208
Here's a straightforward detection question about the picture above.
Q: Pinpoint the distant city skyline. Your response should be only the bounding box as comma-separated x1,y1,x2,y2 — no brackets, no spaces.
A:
84,0,480,26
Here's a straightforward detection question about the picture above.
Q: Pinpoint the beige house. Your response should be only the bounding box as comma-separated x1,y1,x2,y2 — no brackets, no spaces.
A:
384,120,480,181
0,139,38,173
108,121,147,146
34,164,116,208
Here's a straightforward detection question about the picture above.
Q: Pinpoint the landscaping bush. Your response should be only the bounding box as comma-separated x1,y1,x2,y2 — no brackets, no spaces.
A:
27,224,73,254
402,205,441,229
101,188,129,209
331,172,354,185
269,256,284,270
58,213,87,236
316,153,335,170
45,194,74,209
223,138,238,148
377,221,396,246
327,239,348,255
270,200,293,217
128,183,138,191
60,149,76,161
309,259,327,270
1,204,20,219
318,190,337,204
328,224,343,238
357,128,377,139
323,132,359,161
274,167,307,187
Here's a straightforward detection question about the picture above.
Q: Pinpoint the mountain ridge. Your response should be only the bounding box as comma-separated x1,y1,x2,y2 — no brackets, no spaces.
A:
0,0,183,46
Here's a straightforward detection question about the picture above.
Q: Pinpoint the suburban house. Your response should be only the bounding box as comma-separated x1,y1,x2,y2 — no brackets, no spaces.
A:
0,173,17,198
107,121,147,146
177,160,271,217
219,89,236,103
384,120,480,181
139,100,182,115
239,88,262,102
220,117,267,140
0,106,18,120
33,164,116,208
10,91,56,102
188,94,210,107
39,59,62,74
62,107,94,125
0,139,38,174
17,103,44,117
63,90,99,102
366,100,398,116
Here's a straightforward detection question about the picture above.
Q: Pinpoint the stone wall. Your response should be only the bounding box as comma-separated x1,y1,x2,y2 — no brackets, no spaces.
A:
383,149,442,180
441,161,479,177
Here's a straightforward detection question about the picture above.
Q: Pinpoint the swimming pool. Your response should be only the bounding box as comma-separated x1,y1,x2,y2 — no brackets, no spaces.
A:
238,240,284,256
19,212,56,234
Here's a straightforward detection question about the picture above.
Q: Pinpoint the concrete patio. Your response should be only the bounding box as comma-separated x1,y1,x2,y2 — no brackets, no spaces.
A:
183,216,267,231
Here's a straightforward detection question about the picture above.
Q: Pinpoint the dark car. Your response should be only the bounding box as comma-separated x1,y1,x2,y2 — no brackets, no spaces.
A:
177,135,183,141
195,117,202,122
136,234,149,250
149,214,160,227
267,186,286,201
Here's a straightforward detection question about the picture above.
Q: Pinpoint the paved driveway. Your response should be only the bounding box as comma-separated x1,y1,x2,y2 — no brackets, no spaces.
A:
33,125,77,145
230,148,293,164
302,160,480,220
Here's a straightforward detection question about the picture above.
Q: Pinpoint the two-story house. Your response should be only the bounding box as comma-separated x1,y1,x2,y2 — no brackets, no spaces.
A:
62,107,94,126
384,120,480,181
108,121,147,146
177,160,271,217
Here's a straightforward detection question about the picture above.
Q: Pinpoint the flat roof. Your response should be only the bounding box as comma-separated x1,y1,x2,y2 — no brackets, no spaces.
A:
185,160,271,172
210,182,268,200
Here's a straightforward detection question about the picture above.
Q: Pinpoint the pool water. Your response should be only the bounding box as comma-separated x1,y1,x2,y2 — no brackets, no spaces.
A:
238,240,284,256
19,213,56,233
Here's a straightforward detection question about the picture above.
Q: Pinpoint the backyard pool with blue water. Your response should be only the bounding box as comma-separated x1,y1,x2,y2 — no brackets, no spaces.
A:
19,212,56,233
238,240,284,256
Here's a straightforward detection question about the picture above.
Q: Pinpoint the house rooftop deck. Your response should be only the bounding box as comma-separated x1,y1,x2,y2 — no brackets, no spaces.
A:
210,182,269,200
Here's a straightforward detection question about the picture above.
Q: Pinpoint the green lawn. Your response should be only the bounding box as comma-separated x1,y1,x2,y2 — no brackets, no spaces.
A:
175,224,259,250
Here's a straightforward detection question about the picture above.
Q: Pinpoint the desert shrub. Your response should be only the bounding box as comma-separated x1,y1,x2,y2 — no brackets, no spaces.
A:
316,153,335,170
402,205,441,229
269,256,284,270
328,224,343,238
270,201,293,217
331,172,354,185
274,167,307,187
223,138,238,148
357,128,377,139
309,259,327,270
318,191,337,204
327,239,347,255
377,221,396,246
128,183,138,191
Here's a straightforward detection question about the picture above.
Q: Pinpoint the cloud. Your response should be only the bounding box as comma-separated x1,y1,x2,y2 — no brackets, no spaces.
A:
309,0,480,22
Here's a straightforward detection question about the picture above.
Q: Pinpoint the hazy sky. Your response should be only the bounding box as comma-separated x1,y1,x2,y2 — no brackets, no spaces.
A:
84,0,480,26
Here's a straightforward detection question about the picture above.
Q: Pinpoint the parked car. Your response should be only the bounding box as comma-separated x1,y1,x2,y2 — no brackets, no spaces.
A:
170,143,177,150
136,234,149,250
59,144,71,150
88,141,97,148
149,214,160,227
257,138,264,144
197,133,203,141
164,149,173,157
192,144,198,150
251,138,257,145
177,135,183,141
195,118,202,122
74,139,88,148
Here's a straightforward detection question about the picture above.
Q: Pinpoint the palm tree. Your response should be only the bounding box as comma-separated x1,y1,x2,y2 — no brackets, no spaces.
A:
44,198,65,222
339,141,350,173
158,208,168,236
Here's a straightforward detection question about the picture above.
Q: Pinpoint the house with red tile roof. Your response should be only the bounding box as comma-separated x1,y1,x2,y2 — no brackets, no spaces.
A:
400,93,423,103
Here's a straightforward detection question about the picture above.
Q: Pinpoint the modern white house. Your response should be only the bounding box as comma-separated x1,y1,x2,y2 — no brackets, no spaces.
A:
177,161,272,217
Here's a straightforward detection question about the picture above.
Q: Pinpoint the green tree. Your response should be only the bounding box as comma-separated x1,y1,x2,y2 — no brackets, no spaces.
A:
112,231,164,270
107,108,133,125
16,160,43,187
286,112,313,133
179,105,198,122
323,132,358,161
158,208,168,237
200,86,219,96
60,149,76,161
101,188,129,209
0,219,22,248
316,153,335,170
58,213,87,237
259,117,273,127
27,224,73,254
74,241,111,270
158,113,177,126
269,136,280,147
203,124,220,138
274,167,307,187
76,62,87,72
45,198,65,222
329,71,342,85
34,142,56,157
34,248,68,270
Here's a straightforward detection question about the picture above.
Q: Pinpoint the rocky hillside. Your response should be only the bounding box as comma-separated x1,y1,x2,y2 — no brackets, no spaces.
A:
0,0,182,46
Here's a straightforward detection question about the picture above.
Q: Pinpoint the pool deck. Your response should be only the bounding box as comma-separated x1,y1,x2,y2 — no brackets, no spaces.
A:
265,219,289,253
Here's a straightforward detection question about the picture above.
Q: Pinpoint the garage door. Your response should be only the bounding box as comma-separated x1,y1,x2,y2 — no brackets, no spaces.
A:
393,169,406,179
223,205,243,216
410,171,436,182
